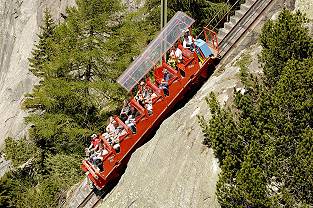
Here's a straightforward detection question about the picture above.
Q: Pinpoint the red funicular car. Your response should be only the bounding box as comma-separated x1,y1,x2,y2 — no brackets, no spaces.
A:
81,11,219,190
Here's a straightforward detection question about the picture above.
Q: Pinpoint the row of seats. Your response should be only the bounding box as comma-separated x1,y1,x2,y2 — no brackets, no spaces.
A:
85,36,197,177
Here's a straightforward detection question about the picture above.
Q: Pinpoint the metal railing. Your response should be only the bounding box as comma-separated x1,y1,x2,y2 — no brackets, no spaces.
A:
196,0,242,39
218,0,274,57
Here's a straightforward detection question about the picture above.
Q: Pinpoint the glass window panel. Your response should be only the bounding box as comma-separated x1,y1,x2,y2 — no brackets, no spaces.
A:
118,11,195,91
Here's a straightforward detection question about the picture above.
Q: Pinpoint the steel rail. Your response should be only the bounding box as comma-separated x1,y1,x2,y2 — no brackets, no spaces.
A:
219,0,275,57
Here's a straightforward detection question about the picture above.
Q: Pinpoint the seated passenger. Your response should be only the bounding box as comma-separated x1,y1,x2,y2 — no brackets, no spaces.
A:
183,31,194,50
140,85,153,115
145,97,153,115
135,89,145,108
142,84,152,100
163,68,171,82
168,46,176,68
113,142,120,153
125,115,136,133
89,141,108,172
120,100,131,122
106,116,117,134
175,46,183,63
85,134,100,156
105,132,121,153
114,123,125,137
159,79,169,96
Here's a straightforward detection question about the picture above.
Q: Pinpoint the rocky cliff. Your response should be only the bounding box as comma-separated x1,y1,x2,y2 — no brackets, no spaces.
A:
0,0,75,177
0,0,75,151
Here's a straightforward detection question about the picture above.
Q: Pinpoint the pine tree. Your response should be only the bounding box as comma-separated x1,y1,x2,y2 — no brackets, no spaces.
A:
259,9,313,86
28,9,56,77
200,9,313,207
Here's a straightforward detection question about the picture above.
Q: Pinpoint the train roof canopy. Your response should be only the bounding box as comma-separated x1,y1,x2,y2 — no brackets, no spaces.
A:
117,11,195,91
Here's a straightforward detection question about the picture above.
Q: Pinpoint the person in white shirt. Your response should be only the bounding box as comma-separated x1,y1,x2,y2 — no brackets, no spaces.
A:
175,47,183,62
183,31,193,49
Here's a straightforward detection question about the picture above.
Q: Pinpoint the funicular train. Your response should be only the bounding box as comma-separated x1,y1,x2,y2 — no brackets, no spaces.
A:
81,12,220,190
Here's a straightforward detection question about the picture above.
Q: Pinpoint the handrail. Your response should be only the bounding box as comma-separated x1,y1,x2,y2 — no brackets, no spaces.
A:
218,0,272,56
219,0,260,47
212,0,242,31
197,0,242,39
205,0,230,28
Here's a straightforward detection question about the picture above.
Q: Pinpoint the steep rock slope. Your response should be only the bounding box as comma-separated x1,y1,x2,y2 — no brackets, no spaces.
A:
0,0,75,150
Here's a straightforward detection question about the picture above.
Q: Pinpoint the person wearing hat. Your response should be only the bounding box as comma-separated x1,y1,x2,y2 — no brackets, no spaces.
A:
183,30,194,50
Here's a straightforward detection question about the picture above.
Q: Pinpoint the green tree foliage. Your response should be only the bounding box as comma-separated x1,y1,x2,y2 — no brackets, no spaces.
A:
200,10,313,207
259,9,313,86
0,0,156,207
3,137,38,167
28,9,56,77
146,0,231,33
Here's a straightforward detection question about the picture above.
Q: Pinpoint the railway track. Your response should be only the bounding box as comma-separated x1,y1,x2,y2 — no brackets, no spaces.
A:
219,0,276,58
65,0,277,207
63,176,120,208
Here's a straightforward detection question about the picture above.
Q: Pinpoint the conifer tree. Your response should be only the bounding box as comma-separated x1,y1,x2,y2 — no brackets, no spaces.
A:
259,9,313,86
200,9,313,207
28,9,56,77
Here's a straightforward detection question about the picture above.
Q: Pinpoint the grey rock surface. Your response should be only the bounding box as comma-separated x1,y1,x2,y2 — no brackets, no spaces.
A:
0,0,75,150
0,0,75,177
295,0,313,19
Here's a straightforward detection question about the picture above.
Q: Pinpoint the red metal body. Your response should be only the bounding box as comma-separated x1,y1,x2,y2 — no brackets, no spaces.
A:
82,29,219,190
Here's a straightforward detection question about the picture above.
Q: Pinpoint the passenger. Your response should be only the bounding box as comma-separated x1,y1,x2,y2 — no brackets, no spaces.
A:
143,85,153,100
140,85,153,115
163,68,171,82
169,46,176,59
151,92,158,100
125,115,136,133
85,134,100,156
114,122,125,137
168,46,177,68
90,153,106,172
175,46,183,63
135,86,145,108
183,31,194,50
112,141,120,153
159,79,169,96
145,97,153,115
89,141,108,172
120,100,131,122
105,131,121,153
102,132,110,140
106,116,116,134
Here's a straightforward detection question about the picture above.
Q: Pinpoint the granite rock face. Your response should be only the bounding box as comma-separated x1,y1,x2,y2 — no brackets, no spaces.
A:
0,0,75,150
